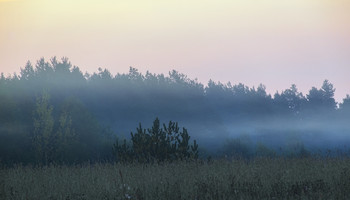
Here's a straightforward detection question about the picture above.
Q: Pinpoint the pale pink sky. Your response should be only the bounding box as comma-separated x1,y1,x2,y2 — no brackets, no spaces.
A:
0,0,349,101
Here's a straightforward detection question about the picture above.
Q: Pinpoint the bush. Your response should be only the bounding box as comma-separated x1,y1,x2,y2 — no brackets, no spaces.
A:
255,142,277,158
113,118,199,163
221,134,254,159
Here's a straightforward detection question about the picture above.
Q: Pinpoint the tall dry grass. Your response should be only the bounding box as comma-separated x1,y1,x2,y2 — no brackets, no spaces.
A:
1,158,350,199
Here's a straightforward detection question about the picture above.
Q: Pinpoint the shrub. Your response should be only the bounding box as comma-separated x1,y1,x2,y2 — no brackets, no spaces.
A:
221,134,254,159
113,118,199,163
255,142,277,158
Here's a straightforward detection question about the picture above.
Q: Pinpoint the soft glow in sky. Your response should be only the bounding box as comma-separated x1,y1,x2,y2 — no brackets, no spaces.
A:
1,0,349,101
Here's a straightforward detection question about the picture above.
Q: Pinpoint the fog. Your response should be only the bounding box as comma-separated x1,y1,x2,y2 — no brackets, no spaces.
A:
0,57,350,164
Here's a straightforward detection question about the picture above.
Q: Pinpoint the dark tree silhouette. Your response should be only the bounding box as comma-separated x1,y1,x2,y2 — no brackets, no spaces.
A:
114,118,198,163
0,57,349,164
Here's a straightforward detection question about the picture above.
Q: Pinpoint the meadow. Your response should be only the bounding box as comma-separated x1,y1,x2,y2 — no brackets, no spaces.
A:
2,157,350,200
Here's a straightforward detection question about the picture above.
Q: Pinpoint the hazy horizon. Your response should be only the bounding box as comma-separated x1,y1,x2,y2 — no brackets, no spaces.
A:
1,0,349,101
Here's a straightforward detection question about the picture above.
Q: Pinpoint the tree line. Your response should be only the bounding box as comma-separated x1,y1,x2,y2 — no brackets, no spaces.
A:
0,57,349,164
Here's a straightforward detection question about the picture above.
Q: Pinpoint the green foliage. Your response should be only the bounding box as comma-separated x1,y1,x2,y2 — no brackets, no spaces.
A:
340,94,350,111
1,57,350,165
54,110,76,162
32,91,55,164
113,139,133,163
32,92,80,164
113,118,199,163
306,80,337,112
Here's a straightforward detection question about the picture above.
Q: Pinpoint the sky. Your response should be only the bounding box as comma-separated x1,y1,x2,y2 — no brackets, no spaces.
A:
0,0,349,101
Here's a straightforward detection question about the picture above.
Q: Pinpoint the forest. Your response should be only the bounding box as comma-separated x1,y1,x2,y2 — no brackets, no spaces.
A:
0,57,350,165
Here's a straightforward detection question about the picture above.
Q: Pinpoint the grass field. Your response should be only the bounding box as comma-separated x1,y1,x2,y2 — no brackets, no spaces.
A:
1,158,350,200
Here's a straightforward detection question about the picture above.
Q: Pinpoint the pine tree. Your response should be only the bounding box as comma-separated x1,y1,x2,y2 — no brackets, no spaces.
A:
114,118,199,163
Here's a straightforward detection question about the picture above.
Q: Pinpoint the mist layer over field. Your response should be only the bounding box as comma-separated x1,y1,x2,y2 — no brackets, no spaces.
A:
1,57,350,164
